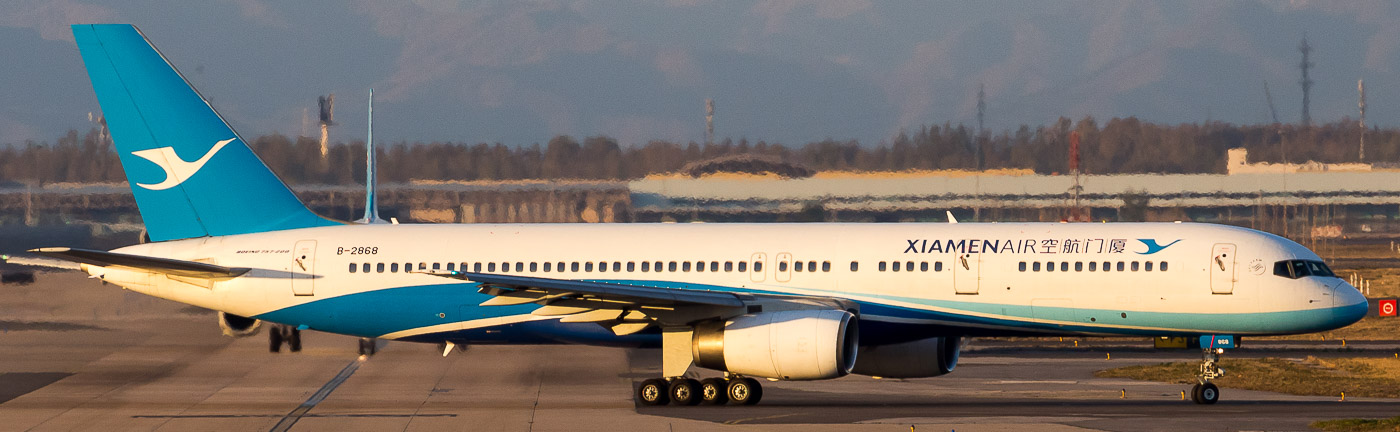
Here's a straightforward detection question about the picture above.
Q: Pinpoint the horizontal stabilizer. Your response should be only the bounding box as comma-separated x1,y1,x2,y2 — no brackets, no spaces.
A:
1,254,83,270
28,247,247,278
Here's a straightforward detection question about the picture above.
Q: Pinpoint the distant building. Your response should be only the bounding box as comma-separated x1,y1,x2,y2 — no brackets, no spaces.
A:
1226,148,1371,175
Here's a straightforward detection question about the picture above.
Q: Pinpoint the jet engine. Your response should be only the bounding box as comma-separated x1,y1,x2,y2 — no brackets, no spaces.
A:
691,309,858,380
851,336,961,378
217,311,262,337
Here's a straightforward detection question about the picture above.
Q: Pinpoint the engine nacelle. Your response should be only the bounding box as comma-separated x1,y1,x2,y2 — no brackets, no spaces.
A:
218,311,262,337
691,310,858,380
851,336,961,378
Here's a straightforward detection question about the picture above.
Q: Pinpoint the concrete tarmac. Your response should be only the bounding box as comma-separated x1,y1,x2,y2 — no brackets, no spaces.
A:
3,272,1399,431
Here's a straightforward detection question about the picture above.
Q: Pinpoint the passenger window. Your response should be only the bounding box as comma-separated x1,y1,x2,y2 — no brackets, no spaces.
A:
585,262,594,272
739,261,748,272
1089,262,1097,271
557,262,565,272
349,263,357,273
391,263,400,272
778,261,788,272
641,261,650,272
879,261,888,272
446,263,455,271
725,261,734,272
850,261,859,272
1047,261,1056,272
488,263,497,272
1145,261,1153,271
571,262,580,272
892,261,901,272
614,262,622,272
627,262,635,272
544,262,553,272
474,263,483,272
1131,262,1140,272
529,262,538,272
822,261,831,272
935,262,943,272
921,262,929,272
1060,262,1069,272
754,262,763,272
1116,262,1125,271
1033,262,1041,271
376,263,385,273
682,262,692,272
905,261,914,272
1019,262,1027,272
1075,262,1083,272
793,262,803,272
362,263,371,273
695,261,705,272
712,262,721,272
432,263,441,270
598,262,607,272
1160,261,1168,271
1103,261,1111,271
669,262,678,272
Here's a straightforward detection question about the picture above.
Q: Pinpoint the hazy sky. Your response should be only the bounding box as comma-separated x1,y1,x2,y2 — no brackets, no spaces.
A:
4,0,1399,147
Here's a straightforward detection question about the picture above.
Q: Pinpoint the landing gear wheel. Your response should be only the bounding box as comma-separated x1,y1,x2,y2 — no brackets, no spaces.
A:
699,378,729,405
287,328,302,352
636,378,670,406
358,338,377,356
268,326,284,353
1195,382,1219,405
727,377,763,405
669,379,702,406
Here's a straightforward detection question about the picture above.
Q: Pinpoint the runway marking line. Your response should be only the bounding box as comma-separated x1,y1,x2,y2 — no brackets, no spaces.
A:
268,357,362,432
723,413,798,424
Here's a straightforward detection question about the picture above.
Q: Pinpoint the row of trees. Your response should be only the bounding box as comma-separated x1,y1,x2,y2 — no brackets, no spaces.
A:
2,118,1396,185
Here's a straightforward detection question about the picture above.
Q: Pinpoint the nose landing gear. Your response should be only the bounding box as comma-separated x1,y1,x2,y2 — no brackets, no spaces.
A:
1190,346,1226,404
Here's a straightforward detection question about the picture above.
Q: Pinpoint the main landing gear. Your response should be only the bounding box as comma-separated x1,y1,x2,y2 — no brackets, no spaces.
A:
358,337,378,356
268,324,301,353
636,375,763,406
1190,346,1226,404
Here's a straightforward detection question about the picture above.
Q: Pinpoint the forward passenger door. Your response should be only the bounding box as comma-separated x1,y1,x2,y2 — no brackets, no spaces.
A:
1210,244,1236,295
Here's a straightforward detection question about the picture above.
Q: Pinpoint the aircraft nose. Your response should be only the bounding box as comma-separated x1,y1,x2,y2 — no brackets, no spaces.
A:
1331,281,1368,326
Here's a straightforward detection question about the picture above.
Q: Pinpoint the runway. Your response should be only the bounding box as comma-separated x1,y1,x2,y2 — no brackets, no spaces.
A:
2,273,1398,431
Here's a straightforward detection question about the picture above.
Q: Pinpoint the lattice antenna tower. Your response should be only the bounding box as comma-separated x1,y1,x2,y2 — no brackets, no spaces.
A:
705,98,715,145
1359,79,1366,161
1299,35,1314,128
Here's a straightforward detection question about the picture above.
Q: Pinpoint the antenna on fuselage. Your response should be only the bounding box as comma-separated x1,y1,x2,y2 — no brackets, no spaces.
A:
356,89,385,224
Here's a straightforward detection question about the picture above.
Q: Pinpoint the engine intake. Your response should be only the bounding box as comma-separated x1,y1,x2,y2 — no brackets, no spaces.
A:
218,311,262,337
691,309,858,380
851,336,961,378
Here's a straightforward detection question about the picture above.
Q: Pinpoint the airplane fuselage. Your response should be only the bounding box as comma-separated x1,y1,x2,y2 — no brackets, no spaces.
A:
86,222,1368,346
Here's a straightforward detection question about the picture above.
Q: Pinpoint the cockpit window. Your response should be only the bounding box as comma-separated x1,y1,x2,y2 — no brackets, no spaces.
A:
1273,259,1336,279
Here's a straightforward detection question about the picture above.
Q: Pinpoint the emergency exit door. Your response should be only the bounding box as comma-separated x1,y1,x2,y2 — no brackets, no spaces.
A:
954,253,980,295
292,240,317,296
1210,243,1236,295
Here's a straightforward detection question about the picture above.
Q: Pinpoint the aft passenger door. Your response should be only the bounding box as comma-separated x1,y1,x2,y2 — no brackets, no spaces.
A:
1210,243,1236,295
292,240,317,296
954,253,979,295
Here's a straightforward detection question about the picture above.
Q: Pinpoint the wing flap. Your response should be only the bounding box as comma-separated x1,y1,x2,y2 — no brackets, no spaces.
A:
28,247,248,278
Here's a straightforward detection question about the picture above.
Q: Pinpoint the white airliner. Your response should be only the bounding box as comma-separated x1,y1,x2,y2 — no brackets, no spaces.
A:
9,24,1367,407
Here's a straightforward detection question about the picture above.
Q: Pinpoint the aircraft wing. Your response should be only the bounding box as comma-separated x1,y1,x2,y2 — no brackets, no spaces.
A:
27,247,248,278
415,270,854,335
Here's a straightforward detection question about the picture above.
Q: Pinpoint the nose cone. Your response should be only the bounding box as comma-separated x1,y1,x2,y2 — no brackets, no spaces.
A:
1332,281,1369,327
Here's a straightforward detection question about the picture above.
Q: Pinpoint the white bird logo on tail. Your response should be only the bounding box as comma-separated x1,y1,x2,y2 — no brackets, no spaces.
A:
131,138,236,190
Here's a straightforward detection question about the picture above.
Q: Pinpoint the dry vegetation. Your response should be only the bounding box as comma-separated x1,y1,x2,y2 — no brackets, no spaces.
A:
1096,356,1400,398
1311,416,1400,432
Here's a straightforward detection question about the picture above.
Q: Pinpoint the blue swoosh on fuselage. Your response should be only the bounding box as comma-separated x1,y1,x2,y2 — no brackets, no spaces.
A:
1136,239,1181,255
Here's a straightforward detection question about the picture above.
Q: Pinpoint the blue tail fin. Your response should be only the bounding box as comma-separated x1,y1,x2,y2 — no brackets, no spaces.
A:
72,24,337,241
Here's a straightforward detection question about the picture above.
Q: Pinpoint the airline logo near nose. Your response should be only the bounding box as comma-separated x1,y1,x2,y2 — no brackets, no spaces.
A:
1136,239,1182,255
131,138,236,190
